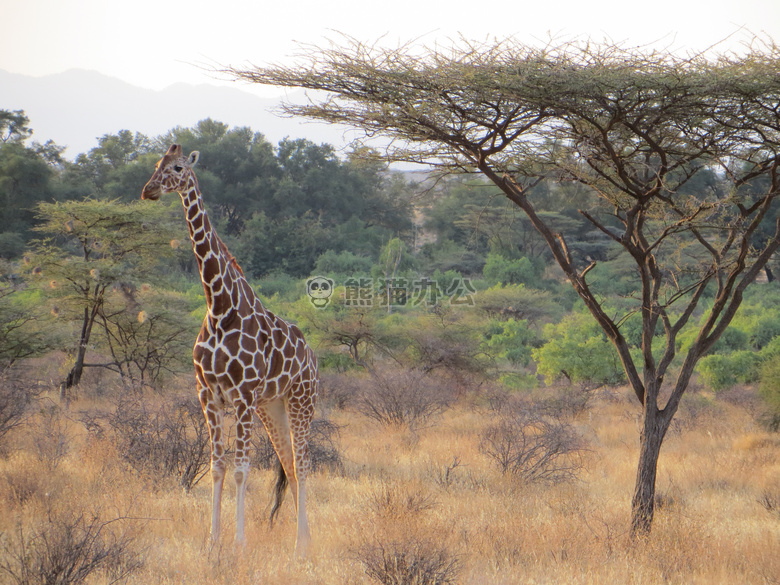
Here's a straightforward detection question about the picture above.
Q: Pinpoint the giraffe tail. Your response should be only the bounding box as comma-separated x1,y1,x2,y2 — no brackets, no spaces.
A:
269,458,288,529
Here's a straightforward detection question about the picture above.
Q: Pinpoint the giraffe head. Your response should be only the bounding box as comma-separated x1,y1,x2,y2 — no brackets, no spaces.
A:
141,144,200,200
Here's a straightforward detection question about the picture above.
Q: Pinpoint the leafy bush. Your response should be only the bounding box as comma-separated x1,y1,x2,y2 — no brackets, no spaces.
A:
314,249,374,277
697,351,762,392
533,312,626,386
483,253,540,286
759,359,780,431
482,318,538,366
474,284,561,324
254,270,300,299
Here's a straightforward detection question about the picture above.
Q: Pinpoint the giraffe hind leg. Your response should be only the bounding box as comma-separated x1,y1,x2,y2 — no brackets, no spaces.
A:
256,399,299,519
286,387,315,558
257,390,315,558
269,457,288,528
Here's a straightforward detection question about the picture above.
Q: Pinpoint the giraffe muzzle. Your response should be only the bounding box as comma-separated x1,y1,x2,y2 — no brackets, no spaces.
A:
141,184,162,200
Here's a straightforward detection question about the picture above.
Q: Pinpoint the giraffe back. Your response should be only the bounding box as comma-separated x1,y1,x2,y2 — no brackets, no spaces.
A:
193,272,317,409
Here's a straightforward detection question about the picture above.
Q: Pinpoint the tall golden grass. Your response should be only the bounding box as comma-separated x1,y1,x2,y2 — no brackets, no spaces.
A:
1,377,778,585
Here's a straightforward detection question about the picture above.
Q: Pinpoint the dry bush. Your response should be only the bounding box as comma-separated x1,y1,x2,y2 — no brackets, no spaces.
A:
31,404,71,471
91,395,210,492
356,369,455,429
365,481,437,520
0,510,142,585
758,488,780,518
1,463,55,509
430,457,464,492
0,374,34,450
479,410,586,483
356,481,459,585
481,384,594,421
535,385,595,420
357,538,460,585
252,416,344,474
318,372,364,410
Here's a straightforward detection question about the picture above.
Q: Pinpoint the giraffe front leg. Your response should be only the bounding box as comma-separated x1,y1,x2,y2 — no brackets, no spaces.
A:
234,400,254,545
199,381,226,546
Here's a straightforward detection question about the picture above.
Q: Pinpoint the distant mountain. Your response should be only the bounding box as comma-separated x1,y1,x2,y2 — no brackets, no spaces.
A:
1,69,360,159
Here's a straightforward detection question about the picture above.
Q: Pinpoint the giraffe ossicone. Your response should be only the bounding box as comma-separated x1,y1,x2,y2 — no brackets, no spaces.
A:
142,144,318,557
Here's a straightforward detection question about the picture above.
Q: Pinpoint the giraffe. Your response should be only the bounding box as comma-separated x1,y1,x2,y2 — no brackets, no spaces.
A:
141,144,318,557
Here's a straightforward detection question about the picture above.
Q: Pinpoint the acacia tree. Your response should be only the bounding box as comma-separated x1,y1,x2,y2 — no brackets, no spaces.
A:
226,38,780,537
29,199,181,398
97,286,199,389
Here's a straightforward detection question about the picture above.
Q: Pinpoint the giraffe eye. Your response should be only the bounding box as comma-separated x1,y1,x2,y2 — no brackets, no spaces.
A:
173,165,183,172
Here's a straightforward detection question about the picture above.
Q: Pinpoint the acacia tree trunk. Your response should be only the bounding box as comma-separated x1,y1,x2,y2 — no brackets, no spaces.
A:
60,288,103,403
631,405,668,536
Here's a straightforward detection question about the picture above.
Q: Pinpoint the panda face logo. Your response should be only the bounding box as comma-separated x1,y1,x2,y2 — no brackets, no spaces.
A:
306,276,334,308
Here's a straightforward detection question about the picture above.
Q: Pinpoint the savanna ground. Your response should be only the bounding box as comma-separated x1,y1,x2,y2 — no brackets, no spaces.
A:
1,358,779,585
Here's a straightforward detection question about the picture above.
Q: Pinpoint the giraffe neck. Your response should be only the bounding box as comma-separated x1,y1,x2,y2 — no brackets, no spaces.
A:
180,177,244,318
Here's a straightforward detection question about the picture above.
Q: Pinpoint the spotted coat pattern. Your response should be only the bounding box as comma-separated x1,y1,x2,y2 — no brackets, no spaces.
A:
141,144,318,556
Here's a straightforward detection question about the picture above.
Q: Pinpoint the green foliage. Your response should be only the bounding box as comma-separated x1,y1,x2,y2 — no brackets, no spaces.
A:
28,198,183,389
314,249,374,278
697,351,763,392
691,288,780,393
0,109,33,144
417,240,485,277
0,232,25,259
254,271,301,300
533,312,626,386
474,284,562,324
432,269,463,298
235,211,336,277
0,142,55,237
0,265,59,370
759,359,780,430
483,253,540,286
291,291,384,369
482,318,537,366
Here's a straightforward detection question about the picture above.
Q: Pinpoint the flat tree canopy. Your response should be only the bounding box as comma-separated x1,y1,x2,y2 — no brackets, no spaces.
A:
226,37,780,537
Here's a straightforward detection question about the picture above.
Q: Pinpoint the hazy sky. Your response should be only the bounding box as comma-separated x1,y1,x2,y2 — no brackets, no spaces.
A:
3,0,780,97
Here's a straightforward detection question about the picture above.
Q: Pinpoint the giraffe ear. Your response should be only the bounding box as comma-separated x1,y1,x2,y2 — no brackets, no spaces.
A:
188,151,200,167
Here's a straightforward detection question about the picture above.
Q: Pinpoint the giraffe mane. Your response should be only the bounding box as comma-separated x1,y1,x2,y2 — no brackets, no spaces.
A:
215,236,245,277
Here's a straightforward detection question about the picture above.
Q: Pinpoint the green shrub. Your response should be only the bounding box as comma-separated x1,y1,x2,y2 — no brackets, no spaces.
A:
697,350,762,392
482,318,538,367
533,312,626,386
759,359,780,431
483,253,540,286
314,249,374,277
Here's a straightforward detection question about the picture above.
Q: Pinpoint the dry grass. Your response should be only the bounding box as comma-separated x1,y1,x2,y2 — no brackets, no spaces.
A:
0,380,778,585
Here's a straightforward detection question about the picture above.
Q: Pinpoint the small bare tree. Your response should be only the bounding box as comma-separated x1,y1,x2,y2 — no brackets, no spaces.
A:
103,395,210,492
0,511,142,585
480,410,585,483
356,368,455,429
